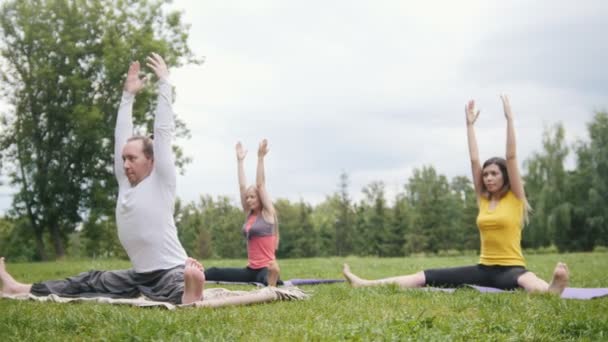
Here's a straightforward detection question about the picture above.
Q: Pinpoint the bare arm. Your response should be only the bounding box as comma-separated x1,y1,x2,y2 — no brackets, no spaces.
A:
501,94,526,201
236,142,248,211
256,139,276,218
465,100,483,198
115,62,146,186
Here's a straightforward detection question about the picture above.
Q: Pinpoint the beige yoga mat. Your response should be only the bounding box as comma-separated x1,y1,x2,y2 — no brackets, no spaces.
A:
1,286,309,310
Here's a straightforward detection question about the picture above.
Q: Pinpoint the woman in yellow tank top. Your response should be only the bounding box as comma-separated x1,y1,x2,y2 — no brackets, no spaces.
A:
343,95,569,293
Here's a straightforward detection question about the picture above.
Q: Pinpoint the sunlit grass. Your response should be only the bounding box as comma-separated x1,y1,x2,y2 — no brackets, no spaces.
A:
1,253,607,341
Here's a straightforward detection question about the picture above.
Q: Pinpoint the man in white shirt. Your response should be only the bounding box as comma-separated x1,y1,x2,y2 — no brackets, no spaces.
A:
0,54,205,305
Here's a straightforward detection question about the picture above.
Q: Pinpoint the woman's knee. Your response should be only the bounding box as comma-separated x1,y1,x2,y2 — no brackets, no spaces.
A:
414,271,426,286
203,267,219,278
267,261,280,273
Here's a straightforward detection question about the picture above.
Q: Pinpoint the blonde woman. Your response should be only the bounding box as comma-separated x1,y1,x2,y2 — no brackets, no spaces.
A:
205,139,281,286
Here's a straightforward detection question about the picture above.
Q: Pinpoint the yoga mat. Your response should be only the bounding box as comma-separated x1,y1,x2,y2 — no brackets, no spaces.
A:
207,278,346,287
468,285,608,299
284,278,345,286
1,287,309,310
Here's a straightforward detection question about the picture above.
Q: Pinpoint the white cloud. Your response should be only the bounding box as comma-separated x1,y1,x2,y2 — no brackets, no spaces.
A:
1,0,607,214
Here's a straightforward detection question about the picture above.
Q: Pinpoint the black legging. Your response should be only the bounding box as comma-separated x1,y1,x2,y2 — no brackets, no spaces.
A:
204,266,283,286
424,264,528,290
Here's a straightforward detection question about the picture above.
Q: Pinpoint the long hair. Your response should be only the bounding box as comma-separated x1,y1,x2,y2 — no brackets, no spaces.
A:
247,185,280,249
481,157,510,200
481,157,531,226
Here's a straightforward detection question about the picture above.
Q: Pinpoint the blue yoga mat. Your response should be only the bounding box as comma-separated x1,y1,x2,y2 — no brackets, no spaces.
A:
206,278,345,287
467,285,608,299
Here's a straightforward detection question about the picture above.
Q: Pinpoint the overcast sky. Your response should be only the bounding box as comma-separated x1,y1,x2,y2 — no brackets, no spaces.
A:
1,0,607,212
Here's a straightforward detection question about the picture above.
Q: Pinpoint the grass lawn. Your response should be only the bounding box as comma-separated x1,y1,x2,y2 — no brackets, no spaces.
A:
1,253,607,341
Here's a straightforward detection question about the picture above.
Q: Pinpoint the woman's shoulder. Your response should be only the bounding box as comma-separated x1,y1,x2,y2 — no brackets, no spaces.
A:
503,190,523,205
260,209,276,225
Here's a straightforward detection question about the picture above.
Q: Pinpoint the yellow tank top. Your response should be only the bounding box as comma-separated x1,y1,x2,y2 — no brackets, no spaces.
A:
476,190,526,266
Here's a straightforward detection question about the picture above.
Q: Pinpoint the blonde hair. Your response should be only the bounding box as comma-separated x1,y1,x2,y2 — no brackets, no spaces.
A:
247,185,280,248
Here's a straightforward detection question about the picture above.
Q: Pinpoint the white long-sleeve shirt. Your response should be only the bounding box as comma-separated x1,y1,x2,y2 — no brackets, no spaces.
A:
114,79,187,273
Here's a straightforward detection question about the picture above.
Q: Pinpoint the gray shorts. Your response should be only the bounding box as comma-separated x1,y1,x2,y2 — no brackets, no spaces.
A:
30,265,185,304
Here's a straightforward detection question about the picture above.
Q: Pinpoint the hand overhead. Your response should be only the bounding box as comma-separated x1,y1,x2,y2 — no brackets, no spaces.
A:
500,94,513,120
465,100,480,125
123,61,147,95
236,141,248,161
146,52,170,81
258,139,269,158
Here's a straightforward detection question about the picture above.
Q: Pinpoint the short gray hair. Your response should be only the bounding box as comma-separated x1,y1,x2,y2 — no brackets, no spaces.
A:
127,135,154,159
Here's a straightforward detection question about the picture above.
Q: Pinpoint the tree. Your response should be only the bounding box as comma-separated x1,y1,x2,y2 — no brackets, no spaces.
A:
0,0,198,259
310,194,340,257
289,200,318,257
560,112,608,251
175,199,212,259
274,198,299,258
522,123,569,248
334,171,354,256
404,166,459,253
0,216,37,261
581,111,608,248
392,193,411,256
449,176,478,250
355,181,395,256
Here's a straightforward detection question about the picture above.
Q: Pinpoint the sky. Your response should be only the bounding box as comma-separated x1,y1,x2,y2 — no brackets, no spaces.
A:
1,0,607,212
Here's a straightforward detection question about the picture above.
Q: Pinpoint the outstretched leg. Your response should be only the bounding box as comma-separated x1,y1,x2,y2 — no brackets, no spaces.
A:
517,262,569,294
0,257,32,296
343,263,425,288
181,257,205,305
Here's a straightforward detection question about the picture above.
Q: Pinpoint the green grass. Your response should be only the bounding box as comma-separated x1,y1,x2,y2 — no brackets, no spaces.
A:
1,253,607,341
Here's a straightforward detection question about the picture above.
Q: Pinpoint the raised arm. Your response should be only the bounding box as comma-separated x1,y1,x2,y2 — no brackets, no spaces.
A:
256,139,276,217
115,61,146,185
146,53,176,186
465,100,483,198
236,142,248,211
501,95,526,201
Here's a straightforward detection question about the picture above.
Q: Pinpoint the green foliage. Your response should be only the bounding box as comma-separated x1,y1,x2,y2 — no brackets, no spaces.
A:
577,111,608,248
405,166,462,254
523,114,608,252
0,217,37,261
0,0,198,260
176,195,245,259
0,253,606,340
523,123,569,248
274,199,319,258
0,13,606,262
449,175,478,250
310,195,339,257
334,171,354,256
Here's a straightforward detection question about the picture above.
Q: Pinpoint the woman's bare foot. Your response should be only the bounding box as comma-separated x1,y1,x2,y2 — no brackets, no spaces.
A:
343,263,368,288
0,257,32,296
548,262,569,295
181,258,205,305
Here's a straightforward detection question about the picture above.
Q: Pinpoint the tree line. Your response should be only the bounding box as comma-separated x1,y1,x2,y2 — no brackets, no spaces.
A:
2,112,608,261
0,1,606,261
170,115,608,260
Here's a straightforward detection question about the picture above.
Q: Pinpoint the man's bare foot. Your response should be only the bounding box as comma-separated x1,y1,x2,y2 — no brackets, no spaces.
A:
548,262,569,295
181,258,205,305
343,263,367,288
0,257,32,296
